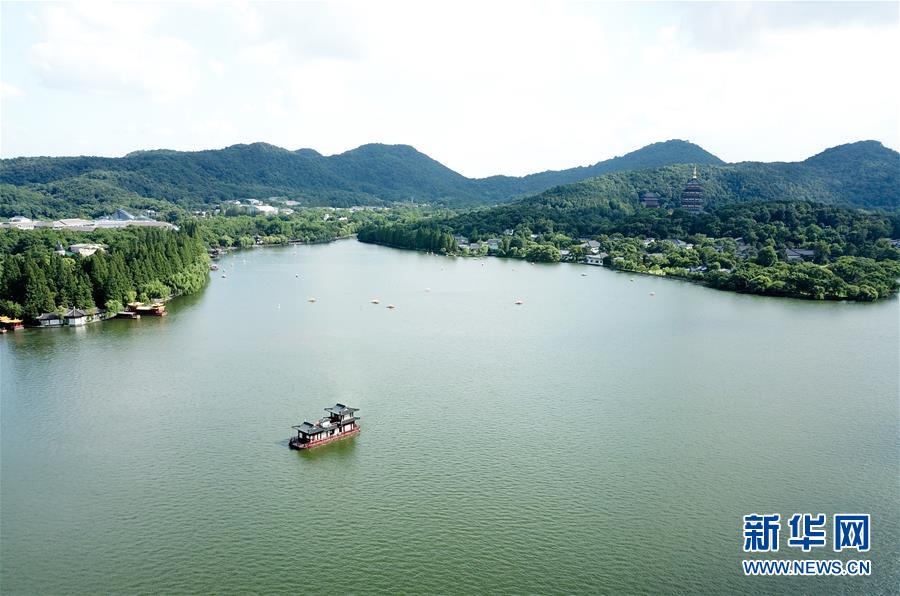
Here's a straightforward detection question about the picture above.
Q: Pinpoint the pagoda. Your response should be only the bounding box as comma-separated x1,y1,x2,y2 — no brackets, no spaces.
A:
639,191,661,208
680,166,703,214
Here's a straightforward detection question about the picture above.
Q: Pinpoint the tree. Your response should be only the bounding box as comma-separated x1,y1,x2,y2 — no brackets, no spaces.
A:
756,246,778,267
23,261,55,320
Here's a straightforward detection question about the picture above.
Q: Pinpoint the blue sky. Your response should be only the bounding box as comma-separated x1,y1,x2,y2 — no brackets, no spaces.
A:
1,1,897,177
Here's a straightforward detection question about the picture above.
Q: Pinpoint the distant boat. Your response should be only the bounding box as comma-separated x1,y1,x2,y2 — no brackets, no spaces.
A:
386,304,396,309
425,288,431,292
295,274,299,278
581,273,587,277
221,273,227,278
649,292,655,296
308,297,317,303
371,299,380,304
515,299,523,305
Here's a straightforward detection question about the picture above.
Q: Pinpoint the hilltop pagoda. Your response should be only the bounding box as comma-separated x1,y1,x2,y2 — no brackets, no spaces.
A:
639,191,661,208
680,166,704,214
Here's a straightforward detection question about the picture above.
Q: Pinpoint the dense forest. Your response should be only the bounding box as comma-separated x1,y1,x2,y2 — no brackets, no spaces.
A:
3,139,895,217
357,200,900,301
0,225,209,321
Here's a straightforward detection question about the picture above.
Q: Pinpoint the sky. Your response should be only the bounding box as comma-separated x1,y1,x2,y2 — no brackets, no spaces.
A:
1,1,897,178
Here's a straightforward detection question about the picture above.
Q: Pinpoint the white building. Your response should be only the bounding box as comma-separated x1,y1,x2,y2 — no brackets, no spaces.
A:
252,205,278,215
69,243,106,257
6,216,34,229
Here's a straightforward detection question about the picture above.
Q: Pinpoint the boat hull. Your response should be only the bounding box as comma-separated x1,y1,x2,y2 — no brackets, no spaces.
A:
289,426,360,450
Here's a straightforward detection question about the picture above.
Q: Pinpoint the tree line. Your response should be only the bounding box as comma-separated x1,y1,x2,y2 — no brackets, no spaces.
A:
0,226,209,321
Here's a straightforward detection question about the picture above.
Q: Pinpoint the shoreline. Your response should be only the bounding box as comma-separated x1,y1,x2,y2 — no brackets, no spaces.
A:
356,238,898,303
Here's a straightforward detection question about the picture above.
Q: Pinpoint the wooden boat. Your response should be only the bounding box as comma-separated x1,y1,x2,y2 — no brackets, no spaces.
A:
290,404,360,450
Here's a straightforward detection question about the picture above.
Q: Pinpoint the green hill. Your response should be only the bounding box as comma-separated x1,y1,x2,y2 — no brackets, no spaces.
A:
0,139,725,217
0,139,896,218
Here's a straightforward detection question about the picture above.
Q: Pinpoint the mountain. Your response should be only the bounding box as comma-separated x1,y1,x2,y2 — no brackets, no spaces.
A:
473,139,725,198
0,139,896,219
0,139,725,217
439,142,899,241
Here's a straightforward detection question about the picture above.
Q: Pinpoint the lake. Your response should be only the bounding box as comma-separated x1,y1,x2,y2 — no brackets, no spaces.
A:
2,240,898,594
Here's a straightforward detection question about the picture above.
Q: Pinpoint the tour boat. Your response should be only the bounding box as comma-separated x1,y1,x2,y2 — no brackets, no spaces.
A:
386,304,396,309
290,404,360,450
371,299,380,304
308,297,316,303
515,299,523,305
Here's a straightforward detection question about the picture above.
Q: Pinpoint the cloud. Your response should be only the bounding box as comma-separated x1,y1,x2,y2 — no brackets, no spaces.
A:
668,1,898,51
1,82,25,99
29,2,198,101
2,1,897,172
229,2,364,67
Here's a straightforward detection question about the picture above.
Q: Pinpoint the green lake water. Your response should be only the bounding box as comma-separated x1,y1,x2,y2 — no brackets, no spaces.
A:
2,240,898,594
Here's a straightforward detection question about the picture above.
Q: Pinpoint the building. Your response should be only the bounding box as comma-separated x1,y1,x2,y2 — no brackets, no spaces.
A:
0,316,24,330
252,205,278,215
69,243,106,257
585,254,607,265
580,240,601,254
680,166,704,214
7,216,35,229
785,248,815,262
640,191,661,208
37,312,64,327
64,308,88,326
113,208,136,221
54,218,94,228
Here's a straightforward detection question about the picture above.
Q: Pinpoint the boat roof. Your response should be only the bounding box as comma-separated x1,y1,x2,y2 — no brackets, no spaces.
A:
292,421,326,435
325,403,358,415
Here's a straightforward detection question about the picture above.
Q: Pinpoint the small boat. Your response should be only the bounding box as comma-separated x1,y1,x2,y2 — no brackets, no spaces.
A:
209,263,219,271
649,292,655,296
295,274,299,278
386,304,396,309
371,299,380,304
514,299,523,305
290,404,360,450
221,273,227,278
581,273,587,277
425,288,431,292
308,297,317,303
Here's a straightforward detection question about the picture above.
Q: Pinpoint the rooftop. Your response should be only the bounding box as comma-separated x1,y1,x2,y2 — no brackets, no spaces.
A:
326,403,359,415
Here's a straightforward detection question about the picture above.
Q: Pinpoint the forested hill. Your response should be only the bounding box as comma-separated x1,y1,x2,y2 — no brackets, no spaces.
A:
1,139,896,217
462,141,899,233
473,139,724,197
1,139,723,216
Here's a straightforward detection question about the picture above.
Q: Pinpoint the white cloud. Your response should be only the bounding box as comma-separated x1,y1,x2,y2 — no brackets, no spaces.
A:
2,1,897,173
1,82,25,99
29,2,198,101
